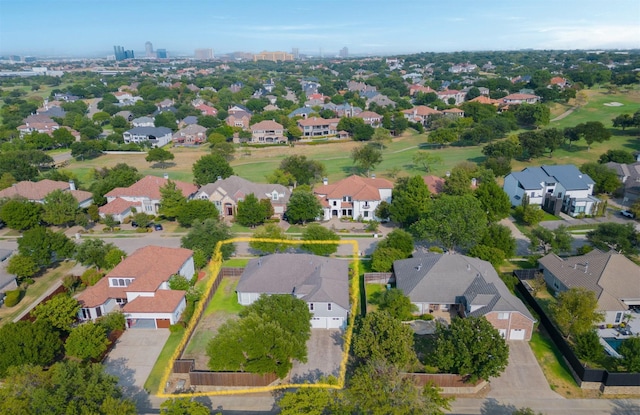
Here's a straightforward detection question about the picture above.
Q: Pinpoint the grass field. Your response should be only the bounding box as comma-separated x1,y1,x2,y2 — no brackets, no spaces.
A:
529,329,583,397
144,329,184,393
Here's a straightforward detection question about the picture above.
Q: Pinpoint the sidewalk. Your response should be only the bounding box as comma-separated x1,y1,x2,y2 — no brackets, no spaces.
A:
499,217,531,256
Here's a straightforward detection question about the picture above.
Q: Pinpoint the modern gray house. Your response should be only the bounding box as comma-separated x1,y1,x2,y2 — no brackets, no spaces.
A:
236,253,349,329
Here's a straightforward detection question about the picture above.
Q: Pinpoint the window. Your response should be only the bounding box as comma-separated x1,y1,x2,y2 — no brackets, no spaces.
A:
333,201,337,206
309,303,314,311
363,211,369,217
81,308,90,319
530,192,535,197
272,192,278,201
119,278,125,286
498,312,509,320
615,312,623,323
327,303,332,311
342,196,352,202
96,307,102,318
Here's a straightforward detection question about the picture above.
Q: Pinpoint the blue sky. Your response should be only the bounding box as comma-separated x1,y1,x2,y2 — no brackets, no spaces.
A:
1,0,639,57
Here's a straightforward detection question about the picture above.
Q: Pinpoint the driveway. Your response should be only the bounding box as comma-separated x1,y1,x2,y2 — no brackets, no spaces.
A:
103,329,170,411
289,329,343,383
487,340,562,400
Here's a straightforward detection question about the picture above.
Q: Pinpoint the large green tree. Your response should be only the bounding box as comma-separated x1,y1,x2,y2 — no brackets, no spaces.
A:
236,193,269,227
587,222,639,255
18,226,75,267
91,163,142,205
145,147,175,168
352,311,418,368
181,218,234,260
285,190,323,224
6,254,39,279
551,287,604,340
41,189,79,226
475,180,511,223
177,199,219,227
432,316,509,382
377,288,418,321
0,321,62,376
619,337,640,373
388,175,431,228
65,322,110,362
0,198,43,230
30,293,81,332
580,162,621,194
529,225,573,254
159,180,187,219
411,194,488,252
301,224,340,256
160,398,212,415
192,153,234,186
351,143,382,177
75,238,118,270
277,155,326,186
249,223,290,254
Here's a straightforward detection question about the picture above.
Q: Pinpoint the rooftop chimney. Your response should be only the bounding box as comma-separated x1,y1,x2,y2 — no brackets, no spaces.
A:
322,177,328,186
163,173,169,180
68,180,76,191
371,173,376,179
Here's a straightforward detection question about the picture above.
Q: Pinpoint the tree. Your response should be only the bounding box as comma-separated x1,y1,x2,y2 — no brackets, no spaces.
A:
479,223,516,258
468,244,506,268
6,254,38,279
411,194,488,252
429,128,457,144
475,180,511,222
0,361,136,415
278,155,326,186
207,295,311,378
212,141,236,161
249,223,290,254
378,289,418,321
192,153,234,186
514,103,550,128
65,322,110,362
41,189,79,226
181,218,234,260
236,193,269,227
301,224,340,256
0,172,16,190
104,247,127,270
344,360,451,415
412,151,443,173
529,225,573,254
371,127,393,149
598,149,635,164
432,316,509,382
30,293,80,332
352,311,418,368
612,113,635,131
352,143,382,177
388,175,431,228
371,246,405,272
0,198,42,230
580,162,621,194
177,199,219,227
159,180,187,219
277,385,338,415
619,337,640,372
378,229,414,257
587,222,639,255
76,238,118,270
551,287,604,340
285,190,323,224
145,147,175,168
91,163,142,205
574,330,605,362
160,398,211,415
154,111,178,130
18,226,75,267
0,321,62,376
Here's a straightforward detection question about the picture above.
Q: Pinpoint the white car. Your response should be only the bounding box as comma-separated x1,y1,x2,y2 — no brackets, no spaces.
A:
620,210,635,219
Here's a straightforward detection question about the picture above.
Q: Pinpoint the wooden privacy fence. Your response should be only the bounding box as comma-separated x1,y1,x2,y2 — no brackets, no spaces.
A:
189,371,277,387
363,272,394,284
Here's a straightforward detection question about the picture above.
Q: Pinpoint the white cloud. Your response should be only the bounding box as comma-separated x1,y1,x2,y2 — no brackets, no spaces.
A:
533,24,640,49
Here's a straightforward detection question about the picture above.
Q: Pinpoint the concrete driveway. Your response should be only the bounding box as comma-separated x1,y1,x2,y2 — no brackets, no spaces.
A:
487,340,562,400
103,329,170,411
289,329,343,383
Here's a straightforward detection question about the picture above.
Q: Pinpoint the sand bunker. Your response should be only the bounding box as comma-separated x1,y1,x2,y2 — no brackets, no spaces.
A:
604,102,623,107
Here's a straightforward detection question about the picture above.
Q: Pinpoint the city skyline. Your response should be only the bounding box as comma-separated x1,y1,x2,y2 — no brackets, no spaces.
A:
1,0,639,58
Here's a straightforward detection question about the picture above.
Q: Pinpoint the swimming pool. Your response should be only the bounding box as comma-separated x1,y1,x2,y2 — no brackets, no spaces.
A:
603,337,623,351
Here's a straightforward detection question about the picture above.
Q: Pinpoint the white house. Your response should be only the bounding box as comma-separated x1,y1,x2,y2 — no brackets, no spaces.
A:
503,165,599,217
123,126,172,147
314,175,393,221
76,246,194,329
236,253,350,329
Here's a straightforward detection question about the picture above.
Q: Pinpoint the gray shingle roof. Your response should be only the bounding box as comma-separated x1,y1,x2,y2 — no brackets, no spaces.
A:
236,253,349,310
394,253,534,320
126,126,172,136
542,165,594,190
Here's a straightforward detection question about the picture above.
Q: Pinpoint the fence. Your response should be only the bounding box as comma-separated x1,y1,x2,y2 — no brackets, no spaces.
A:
18,283,67,322
189,371,277,387
173,359,195,374
363,272,394,284
513,271,640,388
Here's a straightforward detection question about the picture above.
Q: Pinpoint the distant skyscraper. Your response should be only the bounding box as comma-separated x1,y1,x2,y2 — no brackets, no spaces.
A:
156,49,167,59
113,45,134,61
339,46,349,58
194,48,214,60
292,47,299,60
145,41,154,57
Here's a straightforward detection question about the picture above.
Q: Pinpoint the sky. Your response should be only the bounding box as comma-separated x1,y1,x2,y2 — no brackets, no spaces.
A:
1,0,639,57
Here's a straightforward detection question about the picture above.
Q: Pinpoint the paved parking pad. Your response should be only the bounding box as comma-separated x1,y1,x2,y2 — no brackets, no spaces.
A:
103,329,170,410
290,329,344,383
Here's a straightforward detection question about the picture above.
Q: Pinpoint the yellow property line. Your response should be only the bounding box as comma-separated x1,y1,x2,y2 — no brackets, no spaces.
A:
156,237,360,398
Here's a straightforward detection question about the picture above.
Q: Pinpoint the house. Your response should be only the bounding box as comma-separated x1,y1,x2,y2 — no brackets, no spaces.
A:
394,253,535,340
76,246,194,329
442,108,465,118
0,179,92,208
123,126,172,147
304,93,328,107
322,103,362,118
538,249,640,326
605,161,640,205
37,100,66,118
449,63,478,73
0,249,18,294
173,124,207,145
501,93,541,105
503,165,599,217
195,175,290,218
131,116,155,127
367,94,396,109
354,111,382,127
468,95,501,106
17,114,59,137
193,102,218,117
297,117,341,138
236,253,349,329
409,84,436,96
401,106,441,125
250,120,286,144
549,77,570,89
101,175,198,218
314,175,393,221
436,90,466,105
113,91,142,106
288,107,315,119
226,111,252,130
423,175,445,195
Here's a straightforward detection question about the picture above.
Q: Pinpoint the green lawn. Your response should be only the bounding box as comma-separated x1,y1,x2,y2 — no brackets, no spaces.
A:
203,277,243,316
285,225,304,234
529,329,579,396
222,258,250,267
144,329,185,394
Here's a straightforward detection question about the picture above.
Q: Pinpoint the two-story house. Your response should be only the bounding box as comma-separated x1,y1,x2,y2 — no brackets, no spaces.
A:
0,179,92,208
503,165,599,217
249,120,286,144
122,126,172,147
297,117,341,138
354,111,382,127
172,124,207,145
501,93,541,105
314,175,393,221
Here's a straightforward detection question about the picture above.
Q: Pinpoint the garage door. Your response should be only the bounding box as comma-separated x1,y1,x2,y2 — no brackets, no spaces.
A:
327,317,344,329
156,318,170,329
311,317,327,329
509,328,526,340
128,318,156,329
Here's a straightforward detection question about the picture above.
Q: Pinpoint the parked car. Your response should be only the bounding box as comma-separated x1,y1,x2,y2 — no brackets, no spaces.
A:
620,210,635,219
154,224,163,231
131,221,139,228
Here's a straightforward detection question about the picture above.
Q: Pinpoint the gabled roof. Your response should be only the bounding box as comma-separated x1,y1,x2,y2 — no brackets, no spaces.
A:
124,126,172,136
402,106,441,117
251,120,283,131
502,93,539,101
314,175,393,201
394,253,534,320
469,95,501,105
105,175,198,200
122,289,186,313
423,175,444,194
174,124,206,136
197,175,290,204
0,179,70,201
510,165,595,191
99,197,139,215
538,250,640,311
236,253,349,310
355,111,381,119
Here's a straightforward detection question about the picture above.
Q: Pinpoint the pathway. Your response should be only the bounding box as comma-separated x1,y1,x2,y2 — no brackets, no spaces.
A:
499,217,530,256
550,105,578,122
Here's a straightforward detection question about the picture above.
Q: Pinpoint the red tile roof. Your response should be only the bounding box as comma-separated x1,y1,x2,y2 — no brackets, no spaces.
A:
0,179,69,201
122,289,185,313
76,276,127,308
251,120,284,131
402,105,441,117
99,197,139,215
423,175,445,194
469,96,500,105
105,175,198,200
314,175,393,201
355,111,381,119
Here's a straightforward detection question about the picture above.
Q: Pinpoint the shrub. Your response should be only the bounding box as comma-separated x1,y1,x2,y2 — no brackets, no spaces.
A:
96,311,126,334
428,246,444,253
419,314,435,320
3,289,23,307
62,274,81,292
81,268,103,287
169,323,185,333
